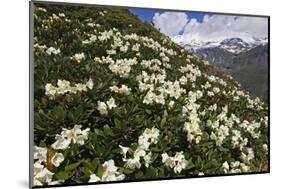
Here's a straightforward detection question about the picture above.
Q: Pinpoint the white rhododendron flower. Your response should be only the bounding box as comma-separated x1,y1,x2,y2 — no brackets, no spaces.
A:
262,144,268,154
57,80,71,94
34,146,47,163
119,145,130,158
34,43,47,51
52,13,60,20
213,87,220,94
106,97,117,110
33,162,45,186
162,151,188,174
51,153,64,167
89,174,101,183
33,158,60,187
123,127,160,169
241,148,255,163
71,53,85,63
48,180,65,186
45,83,57,97
34,168,54,185
58,13,65,17
222,161,230,173
37,7,47,12
97,101,108,115
89,160,125,183
139,127,160,149
45,78,93,99
222,160,251,173
110,84,131,95
161,153,170,163
82,34,97,44
168,100,175,109
75,83,87,92
143,152,152,168
46,47,61,55
51,125,90,150
132,43,140,51
124,156,142,169
231,130,248,150
134,148,146,158
51,135,72,150
86,78,94,89
97,97,117,115
34,161,44,175
182,91,202,144
108,58,138,78
106,49,117,55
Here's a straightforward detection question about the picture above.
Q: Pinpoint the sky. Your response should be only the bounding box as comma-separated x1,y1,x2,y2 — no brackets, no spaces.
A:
129,8,268,43
130,9,205,23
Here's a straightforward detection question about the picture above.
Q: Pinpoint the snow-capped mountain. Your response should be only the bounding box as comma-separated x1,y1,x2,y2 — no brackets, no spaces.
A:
219,38,252,54
181,40,220,52
176,37,268,101
181,37,268,54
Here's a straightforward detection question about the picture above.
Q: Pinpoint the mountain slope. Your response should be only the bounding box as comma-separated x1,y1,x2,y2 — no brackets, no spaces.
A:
196,47,235,69
182,37,268,101
219,38,251,54
231,44,269,102
32,3,269,187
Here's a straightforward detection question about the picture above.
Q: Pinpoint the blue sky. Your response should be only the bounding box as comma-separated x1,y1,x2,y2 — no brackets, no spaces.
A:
130,8,205,23
129,8,268,43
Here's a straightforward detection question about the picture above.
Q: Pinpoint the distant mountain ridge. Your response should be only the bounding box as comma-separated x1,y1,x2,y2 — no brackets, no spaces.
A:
181,37,268,54
178,37,268,102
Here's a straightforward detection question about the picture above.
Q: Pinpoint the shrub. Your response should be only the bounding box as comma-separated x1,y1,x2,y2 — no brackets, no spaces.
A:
32,3,268,187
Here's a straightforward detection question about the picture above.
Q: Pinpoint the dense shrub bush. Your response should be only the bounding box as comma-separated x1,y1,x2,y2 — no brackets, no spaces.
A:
32,3,268,186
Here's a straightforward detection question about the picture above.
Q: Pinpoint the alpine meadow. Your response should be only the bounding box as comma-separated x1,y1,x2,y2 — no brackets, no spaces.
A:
31,3,269,187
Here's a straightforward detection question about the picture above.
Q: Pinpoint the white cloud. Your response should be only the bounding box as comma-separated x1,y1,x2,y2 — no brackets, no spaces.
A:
178,15,268,43
152,12,268,44
152,12,188,37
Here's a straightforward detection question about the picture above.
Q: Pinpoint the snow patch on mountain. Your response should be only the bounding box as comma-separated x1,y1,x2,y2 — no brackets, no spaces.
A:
174,36,268,54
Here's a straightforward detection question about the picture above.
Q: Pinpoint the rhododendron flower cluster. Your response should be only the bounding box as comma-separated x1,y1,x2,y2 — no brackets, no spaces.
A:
89,160,125,182
45,79,93,99
121,127,159,169
162,151,188,173
51,125,90,150
97,97,117,115
33,146,64,186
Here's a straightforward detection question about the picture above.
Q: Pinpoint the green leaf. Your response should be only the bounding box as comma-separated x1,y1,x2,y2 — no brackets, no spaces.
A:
91,158,100,172
65,161,81,171
122,168,135,174
186,161,195,169
54,171,74,180
34,124,45,131
157,166,165,176
160,117,167,127
52,106,66,122
82,167,92,177
145,109,152,114
103,125,114,136
135,171,144,179
145,167,156,178
114,118,122,128
96,164,104,178
94,128,104,137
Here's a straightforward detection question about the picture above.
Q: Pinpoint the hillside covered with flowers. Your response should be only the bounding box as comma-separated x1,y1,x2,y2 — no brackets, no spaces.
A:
32,3,269,187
